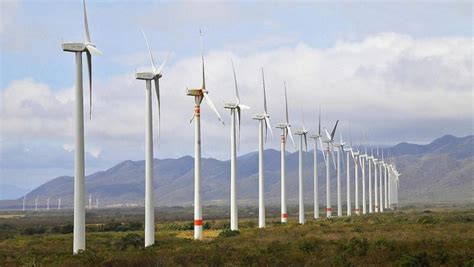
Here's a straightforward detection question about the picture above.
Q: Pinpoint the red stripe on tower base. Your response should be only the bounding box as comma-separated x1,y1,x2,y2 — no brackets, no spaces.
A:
282,213,288,218
194,219,203,226
326,208,333,212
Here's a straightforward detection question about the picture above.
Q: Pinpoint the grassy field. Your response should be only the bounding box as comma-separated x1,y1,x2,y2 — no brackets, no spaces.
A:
0,205,473,266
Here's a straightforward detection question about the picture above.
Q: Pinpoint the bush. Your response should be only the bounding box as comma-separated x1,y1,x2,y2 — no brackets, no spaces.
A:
219,229,240,237
51,223,73,234
399,252,430,267
344,237,369,256
22,225,47,235
117,233,144,250
416,215,439,225
298,238,321,253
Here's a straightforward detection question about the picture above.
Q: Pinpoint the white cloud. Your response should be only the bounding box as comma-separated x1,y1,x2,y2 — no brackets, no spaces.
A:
1,33,472,168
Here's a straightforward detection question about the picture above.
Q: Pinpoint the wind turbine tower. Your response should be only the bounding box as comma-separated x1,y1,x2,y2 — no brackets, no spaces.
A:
186,30,225,239
323,121,338,218
22,196,26,212
367,148,374,213
58,198,62,210
224,61,250,231
276,82,296,223
35,196,39,212
360,144,368,214
294,122,308,224
309,106,323,219
333,134,345,217
136,29,169,247
61,0,101,254
47,197,51,211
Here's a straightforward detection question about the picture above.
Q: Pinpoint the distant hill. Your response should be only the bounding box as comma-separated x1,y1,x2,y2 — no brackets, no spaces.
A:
1,134,472,210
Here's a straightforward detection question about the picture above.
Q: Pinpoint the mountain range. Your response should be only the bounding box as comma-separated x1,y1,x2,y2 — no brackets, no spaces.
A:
1,134,472,210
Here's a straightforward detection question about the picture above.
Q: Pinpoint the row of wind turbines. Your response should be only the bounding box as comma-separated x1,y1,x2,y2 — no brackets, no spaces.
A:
61,1,400,254
21,194,99,211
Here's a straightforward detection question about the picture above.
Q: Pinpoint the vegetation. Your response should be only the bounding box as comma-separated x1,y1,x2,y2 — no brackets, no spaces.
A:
0,205,473,266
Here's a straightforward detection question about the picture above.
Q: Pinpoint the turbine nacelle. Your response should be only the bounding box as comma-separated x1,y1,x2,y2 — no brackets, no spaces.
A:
135,72,162,80
62,43,87,52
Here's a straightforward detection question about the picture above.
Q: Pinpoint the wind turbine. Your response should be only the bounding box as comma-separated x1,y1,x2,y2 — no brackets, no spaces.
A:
88,194,92,210
309,106,323,219
384,153,389,210
367,146,374,213
61,0,101,254
360,142,368,215
353,147,361,215
253,68,273,228
379,149,384,213
276,82,296,223
323,120,338,218
186,30,225,239
47,197,51,211
58,198,62,210
95,198,99,209
294,120,309,224
334,133,346,217
224,61,250,231
22,196,26,212
343,138,352,216
35,196,39,212
373,149,379,212
136,29,169,247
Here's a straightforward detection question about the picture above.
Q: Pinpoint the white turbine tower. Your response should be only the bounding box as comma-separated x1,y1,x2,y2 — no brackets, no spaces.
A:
373,149,379,213
224,62,250,231
96,198,99,209
360,144,368,215
35,196,39,212
294,121,308,224
323,121,338,218
334,134,346,217
276,82,296,223
344,140,352,216
253,68,273,228
383,153,389,210
186,30,225,239
367,147,374,213
379,149,384,213
309,106,324,220
136,29,169,247
58,198,62,210
61,0,101,254
352,146,360,215
47,197,51,211
22,196,26,212
88,194,92,210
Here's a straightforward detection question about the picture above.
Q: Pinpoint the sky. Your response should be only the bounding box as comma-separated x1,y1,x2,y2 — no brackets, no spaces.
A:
0,0,473,191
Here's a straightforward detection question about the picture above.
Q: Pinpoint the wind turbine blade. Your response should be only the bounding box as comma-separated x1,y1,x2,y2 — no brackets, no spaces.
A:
86,50,92,120
86,45,102,56
330,120,339,141
330,144,337,170
284,81,289,124
83,0,91,43
231,60,239,104
304,134,308,152
264,116,273,138
319,138,327,163
324,128,331,140
156,51,170,75
154,78,161,140
203,93,224,125
340,147,345,167
318,104,321,135
287,126,296,149
200,29,205,89
141,29,157,73
237,107,241,149
261,68,267,114
238,104,250,110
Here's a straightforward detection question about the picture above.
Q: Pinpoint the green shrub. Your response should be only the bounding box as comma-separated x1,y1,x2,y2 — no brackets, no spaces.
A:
298,238,321,253
51,223,73,234
117,233,144,250
22,225,47,235
218,229,240,237
416,215,439,224
344,237,369,256
399,251,430,267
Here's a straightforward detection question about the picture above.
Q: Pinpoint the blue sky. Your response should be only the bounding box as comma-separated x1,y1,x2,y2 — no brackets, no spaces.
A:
0,0,472,192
